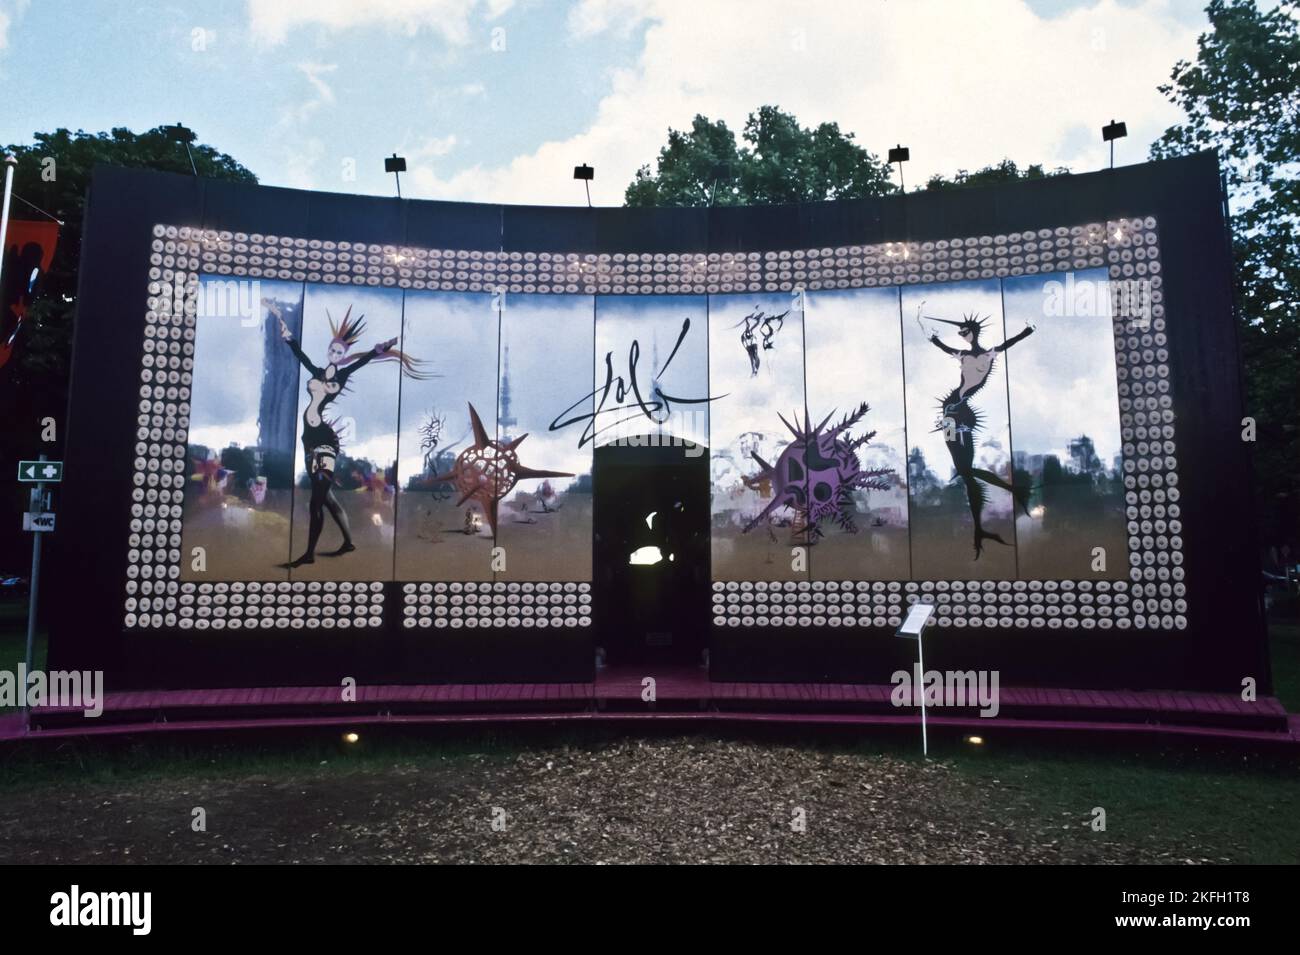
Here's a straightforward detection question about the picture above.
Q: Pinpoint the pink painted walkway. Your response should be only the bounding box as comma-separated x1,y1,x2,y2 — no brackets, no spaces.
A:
1,666,1294,746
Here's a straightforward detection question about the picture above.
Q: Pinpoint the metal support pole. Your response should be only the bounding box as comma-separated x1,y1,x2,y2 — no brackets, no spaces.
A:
917,624,928,758
0,153,17,298
22,454,47,724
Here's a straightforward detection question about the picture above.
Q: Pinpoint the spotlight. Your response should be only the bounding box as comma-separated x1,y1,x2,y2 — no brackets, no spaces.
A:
573,164,594,208
965,735,985,746
887,144,910,192
1102,120,1127,169
165,122,198,176
385,153,407,198
708,162,733,207
165,122,196,144
343,732,360,744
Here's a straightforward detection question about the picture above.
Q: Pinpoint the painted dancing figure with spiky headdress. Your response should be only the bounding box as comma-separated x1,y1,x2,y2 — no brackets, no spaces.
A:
278,306,429,567
917,305,1034,558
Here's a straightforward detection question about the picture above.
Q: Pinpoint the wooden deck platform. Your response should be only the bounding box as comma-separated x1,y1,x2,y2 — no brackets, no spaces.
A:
1,666,1295,746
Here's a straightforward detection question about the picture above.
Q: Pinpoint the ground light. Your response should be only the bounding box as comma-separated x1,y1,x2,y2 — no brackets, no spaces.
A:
343,732,360,745
965,735,985,746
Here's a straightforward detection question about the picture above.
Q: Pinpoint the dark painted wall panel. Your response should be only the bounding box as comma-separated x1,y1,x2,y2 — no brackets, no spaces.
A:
51,153,1264,693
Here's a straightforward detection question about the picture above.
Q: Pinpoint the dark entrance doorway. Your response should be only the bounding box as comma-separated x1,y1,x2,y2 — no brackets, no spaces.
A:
593,439,711,666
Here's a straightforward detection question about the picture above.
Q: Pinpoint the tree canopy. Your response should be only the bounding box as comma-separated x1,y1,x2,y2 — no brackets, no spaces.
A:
624,106,897,207
1151,0,1300,543
1,126,256,568
923,158,1070,192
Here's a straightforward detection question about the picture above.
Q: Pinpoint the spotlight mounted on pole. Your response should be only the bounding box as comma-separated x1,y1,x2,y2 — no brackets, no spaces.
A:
1102,119,1127,170
888,144,910,193
385,153,407,198
165,122,198,176
708,162,733,207
573,163,594,208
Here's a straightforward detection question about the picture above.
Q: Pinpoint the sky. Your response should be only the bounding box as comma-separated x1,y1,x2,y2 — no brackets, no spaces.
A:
0,0,1216,206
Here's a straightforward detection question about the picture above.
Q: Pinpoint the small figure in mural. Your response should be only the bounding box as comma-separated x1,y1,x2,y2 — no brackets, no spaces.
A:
434,402,573,536
279,307,428,567
918,306,1034,558
419,409,445,476
743,402,894,542
734,308,789,376
537,480,557,513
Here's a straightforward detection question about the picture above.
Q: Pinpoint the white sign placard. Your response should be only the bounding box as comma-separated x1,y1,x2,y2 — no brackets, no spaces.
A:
896,601,935,638
23,512,56,532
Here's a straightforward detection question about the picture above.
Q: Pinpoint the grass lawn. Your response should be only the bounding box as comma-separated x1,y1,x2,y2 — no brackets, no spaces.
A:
0,606,1296,863
0,602,45,714
1270,622,1300,713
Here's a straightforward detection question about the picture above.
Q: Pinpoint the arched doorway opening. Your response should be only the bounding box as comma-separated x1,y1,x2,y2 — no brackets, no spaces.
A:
592,439,711,667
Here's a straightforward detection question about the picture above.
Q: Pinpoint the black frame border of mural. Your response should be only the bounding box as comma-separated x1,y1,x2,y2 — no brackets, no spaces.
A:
48,152,1267,693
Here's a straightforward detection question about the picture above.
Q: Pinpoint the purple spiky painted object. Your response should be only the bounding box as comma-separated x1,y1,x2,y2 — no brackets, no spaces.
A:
743,402,895,540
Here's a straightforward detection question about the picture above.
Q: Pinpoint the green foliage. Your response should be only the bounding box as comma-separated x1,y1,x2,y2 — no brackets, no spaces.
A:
3,126,256,380
625,106,896,207
923,158,1070,192
1150,0,1300,545
1,127,255,567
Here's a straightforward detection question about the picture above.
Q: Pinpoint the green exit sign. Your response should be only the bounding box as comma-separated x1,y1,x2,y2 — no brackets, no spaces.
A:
17,460,63,482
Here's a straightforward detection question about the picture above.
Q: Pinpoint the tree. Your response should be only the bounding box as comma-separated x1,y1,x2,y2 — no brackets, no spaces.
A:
923,158,1070,192
625,106,896,207
1150,0,1300,545
1,126,256,568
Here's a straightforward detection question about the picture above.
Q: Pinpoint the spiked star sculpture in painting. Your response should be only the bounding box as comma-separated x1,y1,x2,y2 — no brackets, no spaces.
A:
433,402,573,535
743,402,894,541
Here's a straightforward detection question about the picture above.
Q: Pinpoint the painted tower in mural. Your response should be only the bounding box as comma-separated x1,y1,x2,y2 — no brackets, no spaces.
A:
257,295,303,488
499,341,518,442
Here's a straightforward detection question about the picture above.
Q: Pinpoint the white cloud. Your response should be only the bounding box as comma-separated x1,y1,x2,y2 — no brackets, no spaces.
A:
282,137,326,189
566,0,648,39
411,0,1202,205
0,0,30,52
293,61,337,120
412,133,459,159
246,0,514,47
272,64,339,188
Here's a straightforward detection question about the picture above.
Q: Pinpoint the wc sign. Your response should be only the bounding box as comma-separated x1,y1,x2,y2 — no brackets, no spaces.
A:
24,487,55,533
23,512,56,532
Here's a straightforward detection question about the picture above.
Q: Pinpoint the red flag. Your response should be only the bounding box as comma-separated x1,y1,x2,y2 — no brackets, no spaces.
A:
2,218,60,370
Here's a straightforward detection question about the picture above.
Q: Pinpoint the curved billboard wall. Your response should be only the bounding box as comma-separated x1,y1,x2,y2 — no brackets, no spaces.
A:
50,154,1266,692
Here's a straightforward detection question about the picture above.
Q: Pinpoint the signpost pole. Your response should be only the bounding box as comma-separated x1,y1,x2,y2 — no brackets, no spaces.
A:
896,601,935,758
22,453,46,724
0,154,16,297
916,623,928,758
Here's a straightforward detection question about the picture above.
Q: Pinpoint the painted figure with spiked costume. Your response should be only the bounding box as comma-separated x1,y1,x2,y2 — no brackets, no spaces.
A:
279,306,429,567
917,304,1034,558
433,402,573,536
743,402,894,541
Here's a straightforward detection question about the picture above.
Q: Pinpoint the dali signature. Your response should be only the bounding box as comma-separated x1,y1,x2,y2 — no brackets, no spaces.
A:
549,317,724,447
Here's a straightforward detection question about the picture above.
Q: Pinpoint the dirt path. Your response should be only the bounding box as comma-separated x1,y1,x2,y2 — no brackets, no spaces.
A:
0,737,1204,864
